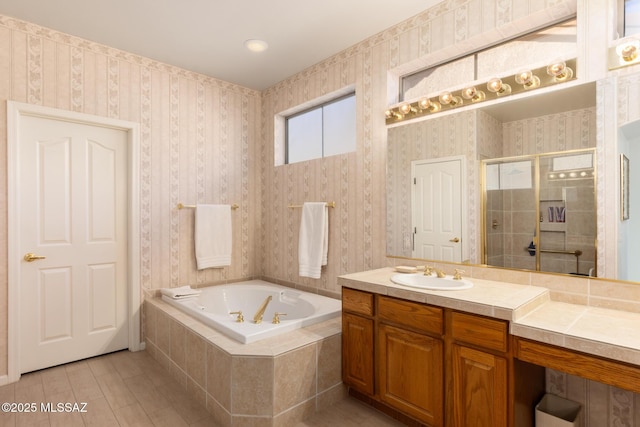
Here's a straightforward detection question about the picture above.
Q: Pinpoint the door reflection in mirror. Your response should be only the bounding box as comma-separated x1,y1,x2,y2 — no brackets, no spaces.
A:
412,157,465,262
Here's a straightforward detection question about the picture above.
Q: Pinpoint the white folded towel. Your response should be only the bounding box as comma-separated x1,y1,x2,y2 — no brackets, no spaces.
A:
195,204,232,269
298,202,328,279
160,285,201,299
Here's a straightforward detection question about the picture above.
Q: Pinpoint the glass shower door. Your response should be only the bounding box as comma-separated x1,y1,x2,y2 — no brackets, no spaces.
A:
538,151,596,276
482,149,596,276
484,158,537,271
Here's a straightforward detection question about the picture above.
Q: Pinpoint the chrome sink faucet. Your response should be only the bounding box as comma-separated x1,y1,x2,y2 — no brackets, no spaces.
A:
253,295,273,324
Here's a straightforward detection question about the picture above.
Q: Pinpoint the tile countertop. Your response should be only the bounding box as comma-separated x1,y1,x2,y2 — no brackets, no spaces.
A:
339,267,640,366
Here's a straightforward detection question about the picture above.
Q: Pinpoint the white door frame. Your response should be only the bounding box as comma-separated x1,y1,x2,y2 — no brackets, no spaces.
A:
6,101,141,384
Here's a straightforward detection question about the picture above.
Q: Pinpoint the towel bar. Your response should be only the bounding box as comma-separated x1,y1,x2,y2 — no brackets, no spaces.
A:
288,201,336,209
522,247,582,256
177,203,239,210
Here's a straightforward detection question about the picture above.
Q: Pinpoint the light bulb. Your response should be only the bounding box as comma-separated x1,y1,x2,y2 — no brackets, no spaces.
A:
399,103,414,115
418,97,441,113
616,39,640,62
486,78,511,96
515,70,540,89
547,61,573,82
439,92,452,104
461,86,486,102
439,91,462,106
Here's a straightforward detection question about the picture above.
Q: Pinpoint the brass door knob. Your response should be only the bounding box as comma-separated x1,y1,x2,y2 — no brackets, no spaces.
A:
23,253,46,262
449,237,460,243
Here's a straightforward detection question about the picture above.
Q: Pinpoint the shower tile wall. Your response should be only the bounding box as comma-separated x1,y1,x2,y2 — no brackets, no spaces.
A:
478,111,505,267
539,159,596,276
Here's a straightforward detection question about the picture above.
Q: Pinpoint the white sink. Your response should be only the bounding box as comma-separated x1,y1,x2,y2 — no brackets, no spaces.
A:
390,273,473,290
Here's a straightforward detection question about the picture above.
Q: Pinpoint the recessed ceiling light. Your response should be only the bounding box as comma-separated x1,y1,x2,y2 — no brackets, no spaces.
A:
244,39,269,53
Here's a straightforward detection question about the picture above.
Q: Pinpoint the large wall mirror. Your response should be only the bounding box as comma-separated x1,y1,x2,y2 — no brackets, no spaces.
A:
387,14,640,283
385,81,640,281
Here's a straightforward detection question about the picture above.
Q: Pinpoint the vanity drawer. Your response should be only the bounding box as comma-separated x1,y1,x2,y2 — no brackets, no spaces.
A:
378,295,443,336
451,311,508,353
342,288,374,316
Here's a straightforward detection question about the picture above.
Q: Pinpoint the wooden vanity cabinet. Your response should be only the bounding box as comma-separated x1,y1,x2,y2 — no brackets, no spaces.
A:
342,288,375,395
378,296,444,426
450,312,509,427
342,288,542,427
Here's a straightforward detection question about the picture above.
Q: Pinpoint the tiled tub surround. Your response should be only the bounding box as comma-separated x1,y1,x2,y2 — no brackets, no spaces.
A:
144,297,344,427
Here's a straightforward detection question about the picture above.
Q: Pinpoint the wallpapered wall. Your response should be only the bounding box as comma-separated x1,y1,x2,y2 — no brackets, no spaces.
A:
0,16,262,376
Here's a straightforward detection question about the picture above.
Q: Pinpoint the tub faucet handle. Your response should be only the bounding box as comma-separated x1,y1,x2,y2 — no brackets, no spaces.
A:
272,312,287,324
253,295,273,324
229,311,244,323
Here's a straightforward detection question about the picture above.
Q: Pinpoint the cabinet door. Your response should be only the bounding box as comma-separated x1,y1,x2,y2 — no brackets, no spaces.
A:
378,323,443,426
342,312,374,395
452,345,507,427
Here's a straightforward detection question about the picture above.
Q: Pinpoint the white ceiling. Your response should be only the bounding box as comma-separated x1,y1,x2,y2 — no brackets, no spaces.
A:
0,0,443,90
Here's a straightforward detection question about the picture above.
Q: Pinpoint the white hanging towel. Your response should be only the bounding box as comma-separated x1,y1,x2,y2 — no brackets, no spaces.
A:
298,202,328,279
195,204,232,269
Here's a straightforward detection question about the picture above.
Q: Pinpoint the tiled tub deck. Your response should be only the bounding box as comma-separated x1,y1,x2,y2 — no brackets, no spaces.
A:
144,297,344,427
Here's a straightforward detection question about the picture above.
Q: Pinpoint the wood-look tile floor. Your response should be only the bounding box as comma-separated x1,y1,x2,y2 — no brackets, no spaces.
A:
0,350,404,426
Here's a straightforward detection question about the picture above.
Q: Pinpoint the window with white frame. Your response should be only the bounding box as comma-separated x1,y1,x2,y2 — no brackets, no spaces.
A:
285,93,356,164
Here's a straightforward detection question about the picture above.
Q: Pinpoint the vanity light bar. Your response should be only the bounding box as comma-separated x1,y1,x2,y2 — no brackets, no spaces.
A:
547,169,595,180
385,58,577,125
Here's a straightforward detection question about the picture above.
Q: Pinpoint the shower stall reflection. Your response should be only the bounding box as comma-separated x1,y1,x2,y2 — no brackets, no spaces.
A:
483,149,596,276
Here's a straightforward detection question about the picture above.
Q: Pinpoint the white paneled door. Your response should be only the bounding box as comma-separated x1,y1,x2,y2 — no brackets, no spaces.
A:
18,115,129,373
412,158,463,262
